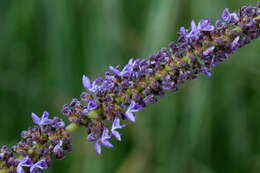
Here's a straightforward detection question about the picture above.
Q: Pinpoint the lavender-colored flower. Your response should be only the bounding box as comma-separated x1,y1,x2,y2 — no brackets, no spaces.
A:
222,8,231,22
111,117,126,141
203,46,215,56
198,19,215,31
143,95,157,104
53,141,64,159
109,59,136,78
31,111,52,126
95,128,113,154
231,36,240,49
202,68,212,77
186,20,199,39
125,101,143,122
88,99,98,110
109,66,121,76
82,75,96,92
52,116,65,128
179,27,188,37
222,8,239,23
29,159,48,173
17,157,33,173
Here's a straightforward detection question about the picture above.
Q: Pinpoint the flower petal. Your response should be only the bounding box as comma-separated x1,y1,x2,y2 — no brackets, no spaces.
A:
17,157,33,173
42,111,49,119
109,66,121,76
101,128,111,141
222,8,230,22
31,113,40,125
112,130,121,141
102,140,114,148
82,75,92,91
125,111,135,122
30,159,48,173
112,117,121,130
95,141,102,154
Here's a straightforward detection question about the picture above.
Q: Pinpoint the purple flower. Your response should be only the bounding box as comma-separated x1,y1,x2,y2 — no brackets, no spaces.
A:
17,157,33,173
82,75,92,91
87,131,99,142
31,111,52,126
231,36,240,49
230,13,239,23
186,20,200,39
53,141,64,159
88,99,98,110
111,117,125,141
144,95,157,104
125,101,143,122
101,79,115,91
203,46,215,56
179,27,187,36
202,67,212,77
222,8,239,23
95,128,113,154
109,59,136,78
29,159,48,173
80,92,92,102
222,8,231,22
109,66,121,76
198,19,215,31
82,75,98,93
215,19,224,28
51,117,65,128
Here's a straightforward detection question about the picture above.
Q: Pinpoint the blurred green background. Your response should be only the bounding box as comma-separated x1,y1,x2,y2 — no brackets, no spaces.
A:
0,0,260,172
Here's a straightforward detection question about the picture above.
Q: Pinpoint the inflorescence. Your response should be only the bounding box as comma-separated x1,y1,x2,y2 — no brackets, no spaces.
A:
1,2,260,173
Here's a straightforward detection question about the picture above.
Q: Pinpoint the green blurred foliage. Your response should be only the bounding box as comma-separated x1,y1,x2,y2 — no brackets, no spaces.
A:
0,0,260,172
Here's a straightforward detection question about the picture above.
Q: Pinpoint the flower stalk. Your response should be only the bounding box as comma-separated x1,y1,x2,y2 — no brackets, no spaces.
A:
0,2,259,173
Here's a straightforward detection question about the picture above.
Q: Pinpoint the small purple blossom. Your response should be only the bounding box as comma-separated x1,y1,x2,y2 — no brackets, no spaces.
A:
222,8,231,22
17,157,33,173
231,36,240,49
88,99,98,110
202,68,212,77
53,141,64,159
144,95,157,104
82,75,98,93
186,20,200,38
222,8,239,23
203,46,215,56
31,111,52,126
29,159,48,173
179,27,188,37
198,19,215,31
95,128,113,154
109,59,137,78
111,117,126,141
125,101,143,122
109,66,121,76
52,116,65,128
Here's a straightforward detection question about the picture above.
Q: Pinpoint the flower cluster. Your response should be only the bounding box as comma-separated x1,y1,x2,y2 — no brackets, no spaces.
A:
0,112,72,173
0,2,259,173
62,3,260,154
